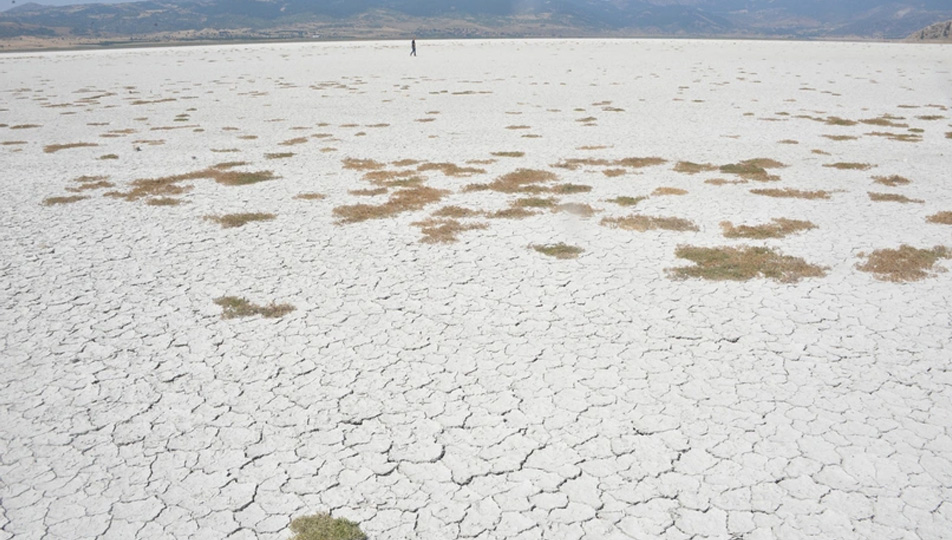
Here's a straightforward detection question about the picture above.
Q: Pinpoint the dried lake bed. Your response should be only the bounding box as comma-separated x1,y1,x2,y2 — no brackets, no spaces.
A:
1,39,952,539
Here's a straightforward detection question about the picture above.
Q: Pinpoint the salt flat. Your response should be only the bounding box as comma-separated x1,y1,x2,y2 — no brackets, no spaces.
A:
1,38,952,540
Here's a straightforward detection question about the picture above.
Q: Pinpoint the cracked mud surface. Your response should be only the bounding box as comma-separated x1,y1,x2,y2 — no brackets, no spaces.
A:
2,40,952,539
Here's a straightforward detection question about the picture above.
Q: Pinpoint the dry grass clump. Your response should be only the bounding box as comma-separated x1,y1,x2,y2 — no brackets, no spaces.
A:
674,161,717,174
214,296,295,319
214,170,277,186
721,218,816,239
601,214,698,232
288,513,365,540
606,196,646,207
917,115,945,121
750,188,830,200
506,125,531,130
873,175,911,186
66,179,114,192
868,192,924,204
265,152,294,160
860,116,907,128
553,183,592,194
926,212,952,225
602,168,626,178
531,243,584,259
705,178,746,186
554,157,666,171
10,124,41,129
1,140,27,146
823,116,857,126
857,245,949,282
719,159,784,181
108,165,276,202
866,131,922,143
280,137,308,146
823,135,859,141
99,154,119,160
433,205,480,218
669,245,827,283
652,187,688,196
412,218,488,243
294,192,326,201
43,195,87,205
349,187,389,196
778,139,799,144
342,158,386,170
333,186,447,223
824,162,873,170
417,162,486,177
206,212,276,228
945,132,952,139
44,142,98,153
362,169,420,185
470,169,558,194
513,197,558,208
488,207,538,219
492,151,525,158
146,197,182,206
214,161,249,170
392,159,420,167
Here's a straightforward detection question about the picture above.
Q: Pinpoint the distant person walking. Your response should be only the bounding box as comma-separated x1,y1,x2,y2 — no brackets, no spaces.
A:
410,39,417,57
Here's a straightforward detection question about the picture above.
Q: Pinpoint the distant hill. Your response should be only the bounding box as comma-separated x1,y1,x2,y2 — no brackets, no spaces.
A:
2,0,952,47
907,19,952,42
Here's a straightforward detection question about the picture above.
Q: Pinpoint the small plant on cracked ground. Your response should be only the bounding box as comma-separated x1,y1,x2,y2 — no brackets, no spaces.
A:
856,245,950,282
601,215,698,232
531,242,584,259
721,218,816,239
868,192,923,204
750,188,830,200
926,212,952,225
669,245,827,283
873,175,911,186
206,212,275,228
288,513,366,540
214,296,295,319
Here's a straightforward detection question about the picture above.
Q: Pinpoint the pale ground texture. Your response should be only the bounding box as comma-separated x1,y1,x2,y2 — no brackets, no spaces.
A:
2,39,952,540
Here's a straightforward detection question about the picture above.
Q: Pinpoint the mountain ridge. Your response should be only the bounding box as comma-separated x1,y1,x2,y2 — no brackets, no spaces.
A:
2,0,952,48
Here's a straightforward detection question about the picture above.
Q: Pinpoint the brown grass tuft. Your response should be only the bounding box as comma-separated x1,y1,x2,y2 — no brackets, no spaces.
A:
294,192,326,201
333,186,447,223
705,178,746,186
214,161,249,170
43,195,87,205
721,218,816,239
601,214,698,232
674,161,717,174
213,170,277,186
433,205,480,218
873,175,911,186
857,245,949,282
392,159,420,167
751,188,830,200
606,196,646,207
206,212,276,228
602,169,626,177
652,187,688,196
214,296,294,319
412,218,488,243
146,197,182,206
483,169,558,193
488,207,538,219
825,162,874,170
491,151,525,158
10,124,41,129
343,158,386,170
616,157,667,168
417,162,486,177
531,243,584,259
44,142,98,153
926,212,952,225
99,154,119,160
868,192,923,204
669,245,827,283
279,137,308,146
553,183,593,194
822,135,859,141
719,159,783,181
349,187,389,196
506,125,531,130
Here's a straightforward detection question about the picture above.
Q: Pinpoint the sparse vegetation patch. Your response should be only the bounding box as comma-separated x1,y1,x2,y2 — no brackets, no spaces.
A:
721,218,816,239
214,296,295,319
206,212,276,228
926,212,952,225
601,214,698,232
857,245,949,282
531,242,584,259
824,162,873,170
43,195,87,205
868,192,923,204
669,245,827,283
44,142,98,153
873,175,911,186
750,188,830,200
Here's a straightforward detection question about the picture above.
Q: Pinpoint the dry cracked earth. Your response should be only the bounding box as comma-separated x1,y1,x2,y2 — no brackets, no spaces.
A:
1,39,952,539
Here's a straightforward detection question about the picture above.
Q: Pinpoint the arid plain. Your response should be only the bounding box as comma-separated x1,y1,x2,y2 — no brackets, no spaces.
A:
1,39,951,539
